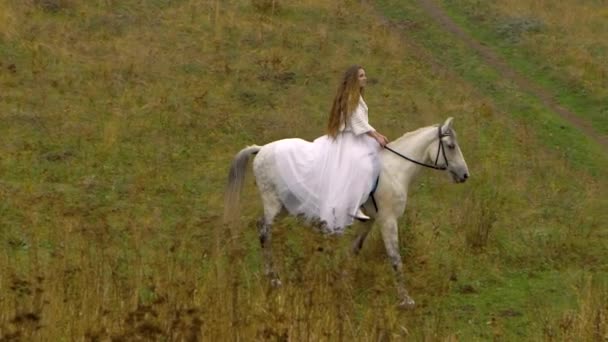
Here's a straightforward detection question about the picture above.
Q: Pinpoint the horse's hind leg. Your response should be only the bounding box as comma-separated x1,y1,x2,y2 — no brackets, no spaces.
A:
258,191,283,288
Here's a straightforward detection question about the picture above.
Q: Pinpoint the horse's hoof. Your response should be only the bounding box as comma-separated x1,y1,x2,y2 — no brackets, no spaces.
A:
397,297,416,310
270,278,282,288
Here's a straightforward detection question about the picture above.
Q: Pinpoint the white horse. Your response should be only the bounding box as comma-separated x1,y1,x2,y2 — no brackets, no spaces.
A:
224,117,469,309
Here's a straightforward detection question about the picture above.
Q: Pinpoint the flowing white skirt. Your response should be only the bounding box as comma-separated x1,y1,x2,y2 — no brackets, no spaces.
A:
271,132,381,233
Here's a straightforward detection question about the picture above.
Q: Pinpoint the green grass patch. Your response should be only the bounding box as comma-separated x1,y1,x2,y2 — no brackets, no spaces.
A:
440,0,608,135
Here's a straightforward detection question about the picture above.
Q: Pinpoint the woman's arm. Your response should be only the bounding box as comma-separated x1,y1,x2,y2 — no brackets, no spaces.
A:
349,105,375,135
366,130,389,147
349,100,389,146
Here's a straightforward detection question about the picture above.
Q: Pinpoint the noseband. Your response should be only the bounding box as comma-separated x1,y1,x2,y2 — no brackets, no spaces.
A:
384,126,450,171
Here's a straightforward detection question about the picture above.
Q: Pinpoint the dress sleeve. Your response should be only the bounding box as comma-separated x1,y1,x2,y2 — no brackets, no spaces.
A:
348,103,375,135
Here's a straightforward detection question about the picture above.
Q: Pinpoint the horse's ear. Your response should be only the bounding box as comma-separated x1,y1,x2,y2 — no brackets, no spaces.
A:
442,117,454,131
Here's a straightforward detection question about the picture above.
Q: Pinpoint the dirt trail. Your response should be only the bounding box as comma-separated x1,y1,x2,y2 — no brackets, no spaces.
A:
411,0,608,148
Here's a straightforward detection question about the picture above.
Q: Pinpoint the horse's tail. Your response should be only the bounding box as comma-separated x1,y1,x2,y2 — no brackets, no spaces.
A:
223,145,262,223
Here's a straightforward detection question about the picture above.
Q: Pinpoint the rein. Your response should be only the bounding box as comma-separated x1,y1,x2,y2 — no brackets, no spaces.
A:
369,126,450,213
384,126,450,171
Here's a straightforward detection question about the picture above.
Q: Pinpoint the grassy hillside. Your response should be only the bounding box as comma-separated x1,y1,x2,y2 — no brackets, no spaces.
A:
440,0,608,135
0,0,606,340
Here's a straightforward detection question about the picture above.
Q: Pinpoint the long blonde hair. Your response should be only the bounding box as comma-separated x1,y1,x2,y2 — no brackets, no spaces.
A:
327,65,365,138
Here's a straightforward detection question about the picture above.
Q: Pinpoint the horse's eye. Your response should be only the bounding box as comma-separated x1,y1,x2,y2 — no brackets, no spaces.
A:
448,144,455,150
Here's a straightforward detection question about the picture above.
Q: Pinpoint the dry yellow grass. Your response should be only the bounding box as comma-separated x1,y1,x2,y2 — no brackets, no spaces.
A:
495,0,608,94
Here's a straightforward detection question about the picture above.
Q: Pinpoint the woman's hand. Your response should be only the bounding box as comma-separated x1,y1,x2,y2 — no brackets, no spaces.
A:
369,131,389,147
377,133,389,147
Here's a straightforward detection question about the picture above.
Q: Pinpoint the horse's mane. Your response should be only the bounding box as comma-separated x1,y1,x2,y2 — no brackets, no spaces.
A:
397,125,437,140
397,124,455,141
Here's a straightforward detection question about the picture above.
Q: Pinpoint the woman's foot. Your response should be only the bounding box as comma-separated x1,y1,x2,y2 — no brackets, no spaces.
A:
354,208,370,221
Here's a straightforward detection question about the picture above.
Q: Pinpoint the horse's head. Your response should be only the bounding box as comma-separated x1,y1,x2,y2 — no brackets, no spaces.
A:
431,117,469,183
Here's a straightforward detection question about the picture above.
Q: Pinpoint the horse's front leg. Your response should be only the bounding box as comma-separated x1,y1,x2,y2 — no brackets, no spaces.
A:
379,218,415,309
352,198,380,254
352,219,374,255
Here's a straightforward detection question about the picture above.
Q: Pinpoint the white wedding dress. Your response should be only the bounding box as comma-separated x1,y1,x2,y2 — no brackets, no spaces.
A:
271,97,381,233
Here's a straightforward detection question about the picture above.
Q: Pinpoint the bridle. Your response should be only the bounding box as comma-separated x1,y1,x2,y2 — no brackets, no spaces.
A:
384,126,451,171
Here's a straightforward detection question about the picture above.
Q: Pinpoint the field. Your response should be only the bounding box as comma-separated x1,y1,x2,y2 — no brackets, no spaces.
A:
1,0,606,340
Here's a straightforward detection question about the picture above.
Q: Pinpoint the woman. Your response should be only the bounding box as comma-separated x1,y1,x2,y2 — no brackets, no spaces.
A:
273,65,388,232
326,65,389,219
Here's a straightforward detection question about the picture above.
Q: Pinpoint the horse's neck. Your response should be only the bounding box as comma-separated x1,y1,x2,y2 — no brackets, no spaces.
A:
382,126,437,189
391,126,437,159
